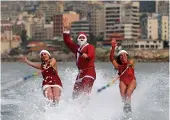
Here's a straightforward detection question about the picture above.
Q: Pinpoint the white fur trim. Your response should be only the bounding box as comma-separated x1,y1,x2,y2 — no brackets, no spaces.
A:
42,85,62,91
77,34,87,42
76,43,89,63
40,50,51,57
76,75,95,83
117,50,128,56
78,34,87,39
63,31,70,34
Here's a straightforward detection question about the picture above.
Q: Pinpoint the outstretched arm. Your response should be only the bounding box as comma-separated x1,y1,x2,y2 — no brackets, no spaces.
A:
21,56,41,70
63,31,77,54
110,39,119,69
63,19,77,54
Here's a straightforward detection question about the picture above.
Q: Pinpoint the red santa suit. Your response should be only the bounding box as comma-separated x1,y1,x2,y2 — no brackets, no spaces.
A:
63,31,96,97
41,62,63,91
118,61,136,86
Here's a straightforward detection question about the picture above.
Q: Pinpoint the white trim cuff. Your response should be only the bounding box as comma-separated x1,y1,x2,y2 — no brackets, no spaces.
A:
63,31,70,34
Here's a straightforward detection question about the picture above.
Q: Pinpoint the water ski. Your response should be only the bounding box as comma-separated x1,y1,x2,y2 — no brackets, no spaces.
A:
44,101,58,112
122,103,132,120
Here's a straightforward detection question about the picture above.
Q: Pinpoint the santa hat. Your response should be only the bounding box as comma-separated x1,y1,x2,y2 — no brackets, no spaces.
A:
77,32,88,39
39,50,51,57
117,50,128,56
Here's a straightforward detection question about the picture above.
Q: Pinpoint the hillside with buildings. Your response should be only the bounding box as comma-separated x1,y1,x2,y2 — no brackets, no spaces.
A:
1,1,169,62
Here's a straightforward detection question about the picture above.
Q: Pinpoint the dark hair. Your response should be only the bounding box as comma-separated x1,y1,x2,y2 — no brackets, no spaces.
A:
41,56,52,67
116,54,130,65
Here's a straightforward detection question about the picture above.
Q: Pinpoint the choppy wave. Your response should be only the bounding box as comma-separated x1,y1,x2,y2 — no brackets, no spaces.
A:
1,62,169,120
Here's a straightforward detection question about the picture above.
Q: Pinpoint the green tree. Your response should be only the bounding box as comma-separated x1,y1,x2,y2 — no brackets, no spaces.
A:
73,35,78,44
96,35,104,42
12,24,22,35
20,29,27,48
88,33,97,47
62,45,70,54
163,40,169,48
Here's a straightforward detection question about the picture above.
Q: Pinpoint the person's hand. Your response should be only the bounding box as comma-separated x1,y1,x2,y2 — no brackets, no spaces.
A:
81,53,88,59
63,17,71,31
20,56,28,63
111,39,117,48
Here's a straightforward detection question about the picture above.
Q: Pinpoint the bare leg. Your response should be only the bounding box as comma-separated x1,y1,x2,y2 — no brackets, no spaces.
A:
122,79,136,114
119,81,132,114
44,87,53,101
52,87,61,104
126,80,137,105
119,81,127,105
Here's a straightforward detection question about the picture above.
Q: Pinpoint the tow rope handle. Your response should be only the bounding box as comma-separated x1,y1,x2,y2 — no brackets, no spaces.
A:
97,64,132,93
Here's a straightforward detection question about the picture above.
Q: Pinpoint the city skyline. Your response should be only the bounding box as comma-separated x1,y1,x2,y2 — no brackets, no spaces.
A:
1,0,169,54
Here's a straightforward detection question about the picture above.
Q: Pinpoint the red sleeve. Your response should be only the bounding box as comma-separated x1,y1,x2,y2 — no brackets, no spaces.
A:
87,45,95,59
63,33,78,54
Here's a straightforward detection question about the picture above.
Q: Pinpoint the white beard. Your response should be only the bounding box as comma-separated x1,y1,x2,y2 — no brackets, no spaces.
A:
77,34,87,47
78,40,87,47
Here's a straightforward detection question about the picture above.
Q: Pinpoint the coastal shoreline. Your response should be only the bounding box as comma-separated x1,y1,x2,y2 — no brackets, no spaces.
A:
1,49,169,62
1,58,169,62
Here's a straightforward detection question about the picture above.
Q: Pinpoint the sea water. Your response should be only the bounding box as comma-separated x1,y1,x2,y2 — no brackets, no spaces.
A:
1,62,169,120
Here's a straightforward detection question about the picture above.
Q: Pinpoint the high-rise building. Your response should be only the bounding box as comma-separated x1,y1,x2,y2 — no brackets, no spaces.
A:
104,2,140,41
157,1,169,16
87,3,104,37
122,2,140,39
1,20,13,41
71,19,90,38
64,1,88,19
56,2,64,13
161,16,169,40
31,19,53,40
147,17,158,40
140,1,156,13
104,3,122,41
53,11,79,37
38,1,64,22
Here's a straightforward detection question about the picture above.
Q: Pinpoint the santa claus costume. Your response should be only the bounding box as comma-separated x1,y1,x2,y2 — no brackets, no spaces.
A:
63,31,96,98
